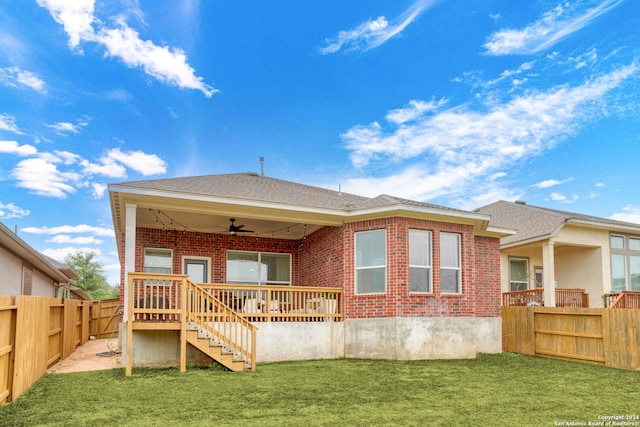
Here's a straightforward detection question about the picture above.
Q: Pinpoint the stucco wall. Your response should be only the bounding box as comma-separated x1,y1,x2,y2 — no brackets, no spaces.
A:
31,269,55,297
0,245,23,295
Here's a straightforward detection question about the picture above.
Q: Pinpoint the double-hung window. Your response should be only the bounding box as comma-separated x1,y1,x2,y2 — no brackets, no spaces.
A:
509,258,529,291
440,232,461,293
144,248,172,274
409,229,432,293
355,229,386,294
611,234,640,292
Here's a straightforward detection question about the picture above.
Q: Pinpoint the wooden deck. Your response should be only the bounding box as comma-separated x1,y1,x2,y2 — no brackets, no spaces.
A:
124,273,343,375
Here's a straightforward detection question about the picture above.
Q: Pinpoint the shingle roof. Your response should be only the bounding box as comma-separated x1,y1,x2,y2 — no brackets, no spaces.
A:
112,172,370,211
111,172,472,215
476,200,640,246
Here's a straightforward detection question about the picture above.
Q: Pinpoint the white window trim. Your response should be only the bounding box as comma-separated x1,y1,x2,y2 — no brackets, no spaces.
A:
144,247,173,274
226,250,291,286
610,234,640,292
440,232,461,294
409,229,433,294
354,229,387,295
509,257,530,291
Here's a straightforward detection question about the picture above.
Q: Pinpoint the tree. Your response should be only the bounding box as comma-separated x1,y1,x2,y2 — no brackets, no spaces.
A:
64,250,119,300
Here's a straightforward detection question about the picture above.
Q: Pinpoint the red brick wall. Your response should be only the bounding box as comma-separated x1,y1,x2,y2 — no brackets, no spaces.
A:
342,217,501,319
298,226,344,288
119,219,502,319
123,227,299,286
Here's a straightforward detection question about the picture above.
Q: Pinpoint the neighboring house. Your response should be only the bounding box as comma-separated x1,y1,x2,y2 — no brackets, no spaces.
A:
108,172,512,368
0,221,81,298
476,200,640,307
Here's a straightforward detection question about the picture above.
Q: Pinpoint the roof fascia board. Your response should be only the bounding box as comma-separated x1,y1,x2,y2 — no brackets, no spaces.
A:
567,218,640,234
110,186,494,228
0,224,69,283
110,185,348,219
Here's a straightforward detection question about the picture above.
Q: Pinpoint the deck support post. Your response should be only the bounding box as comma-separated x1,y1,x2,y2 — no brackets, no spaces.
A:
180,278,187,372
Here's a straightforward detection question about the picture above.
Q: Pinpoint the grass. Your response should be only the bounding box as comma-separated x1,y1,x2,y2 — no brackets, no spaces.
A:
1,353,639,426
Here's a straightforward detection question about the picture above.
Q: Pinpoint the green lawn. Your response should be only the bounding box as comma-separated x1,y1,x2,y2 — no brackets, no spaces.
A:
1,353,639,426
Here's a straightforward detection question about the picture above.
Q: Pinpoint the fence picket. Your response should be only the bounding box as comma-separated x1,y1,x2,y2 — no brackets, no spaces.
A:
502,306,640,370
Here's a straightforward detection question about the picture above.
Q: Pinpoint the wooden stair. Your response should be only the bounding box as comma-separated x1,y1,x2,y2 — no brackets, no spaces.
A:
185,323,251,371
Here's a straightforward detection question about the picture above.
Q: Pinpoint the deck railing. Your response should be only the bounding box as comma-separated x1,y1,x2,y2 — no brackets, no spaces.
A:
502,289,544,306
185,280,256,370
608,291,640,309
127,273,344,323
555,288,589,308
502,288,589,307
199,284,343,322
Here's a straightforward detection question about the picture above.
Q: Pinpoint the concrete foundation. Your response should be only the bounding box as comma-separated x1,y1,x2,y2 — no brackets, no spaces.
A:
120,316,501,367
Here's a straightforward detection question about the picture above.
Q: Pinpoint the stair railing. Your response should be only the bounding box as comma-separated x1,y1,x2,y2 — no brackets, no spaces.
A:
185,280,256,370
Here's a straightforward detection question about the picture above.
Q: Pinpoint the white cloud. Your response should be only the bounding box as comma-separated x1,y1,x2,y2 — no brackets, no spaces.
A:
103,148,167,176
46,120,89,136
610,205,640,224
385,99,446,125
91,183,107,199
36,0,95,49
0,140,37,156
549,192,578,202
3,140,166,197
46,234,105,244
11,157,82,198
320,0,436,54
484,0,624,55
40,246,103,264
22,224,114,237
532,177,575,189
340,62,638,206
0,67,46,93
0,114,23,134
37,0,216,97
0,202,30,219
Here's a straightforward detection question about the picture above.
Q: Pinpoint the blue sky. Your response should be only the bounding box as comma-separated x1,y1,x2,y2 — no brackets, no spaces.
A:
1,0,639,285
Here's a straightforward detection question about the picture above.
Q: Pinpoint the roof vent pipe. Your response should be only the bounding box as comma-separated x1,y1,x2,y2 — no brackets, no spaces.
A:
515,200,526,205
259,156,265,176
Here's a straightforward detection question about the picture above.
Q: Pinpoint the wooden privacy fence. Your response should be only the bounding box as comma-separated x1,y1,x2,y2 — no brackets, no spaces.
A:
90,297,121,338
502,306,640,371
0,296,92,406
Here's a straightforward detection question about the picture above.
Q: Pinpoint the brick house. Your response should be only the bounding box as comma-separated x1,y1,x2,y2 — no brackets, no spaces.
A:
108,172,512,370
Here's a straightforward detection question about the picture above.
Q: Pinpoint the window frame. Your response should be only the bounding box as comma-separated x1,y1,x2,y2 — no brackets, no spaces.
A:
354,229,387,295
610,234,640,292
409,229,433,294
144,248,173,274
440,232,462,294
226,250,291,286
509,257,530,291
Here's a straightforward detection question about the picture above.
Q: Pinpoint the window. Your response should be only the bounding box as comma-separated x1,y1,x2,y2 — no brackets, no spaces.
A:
409,229,432,293
509,258,529,291
144,248,172,274
226,251,291,285
611,235,640,292
440,232,461,293
355,229,386,294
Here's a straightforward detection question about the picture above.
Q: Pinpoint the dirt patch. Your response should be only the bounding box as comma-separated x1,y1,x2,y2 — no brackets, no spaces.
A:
47,338,121,374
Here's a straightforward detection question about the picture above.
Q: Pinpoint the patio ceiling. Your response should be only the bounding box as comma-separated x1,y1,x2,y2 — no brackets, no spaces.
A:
135,206,325,240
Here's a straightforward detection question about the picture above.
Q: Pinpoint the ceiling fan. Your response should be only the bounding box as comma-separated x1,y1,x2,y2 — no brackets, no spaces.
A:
228,218,253,235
